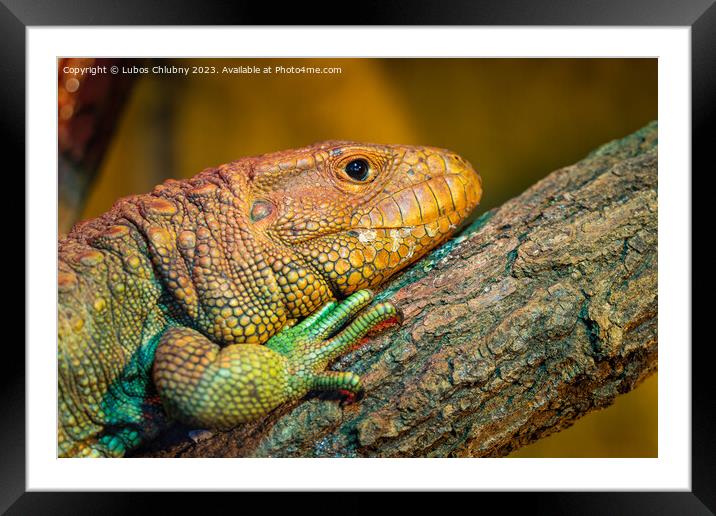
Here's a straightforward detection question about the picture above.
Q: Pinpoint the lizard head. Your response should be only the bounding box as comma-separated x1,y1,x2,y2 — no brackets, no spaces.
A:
243,141,482,297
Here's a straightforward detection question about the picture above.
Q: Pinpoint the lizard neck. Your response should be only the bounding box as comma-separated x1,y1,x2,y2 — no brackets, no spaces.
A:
122,169,334,345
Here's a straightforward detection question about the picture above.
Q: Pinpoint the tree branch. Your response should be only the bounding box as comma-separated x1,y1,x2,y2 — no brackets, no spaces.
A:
135,121,658,458
58,58,137,234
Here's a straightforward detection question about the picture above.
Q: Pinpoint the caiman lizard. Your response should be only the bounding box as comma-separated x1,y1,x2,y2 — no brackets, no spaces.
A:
57,141,482,457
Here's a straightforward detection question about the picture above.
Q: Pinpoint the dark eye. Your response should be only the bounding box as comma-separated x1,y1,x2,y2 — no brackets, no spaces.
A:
344,159,370,181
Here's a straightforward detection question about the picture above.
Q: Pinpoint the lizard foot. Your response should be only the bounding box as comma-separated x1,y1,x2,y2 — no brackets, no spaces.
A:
153,290,400,429
266,289,401,399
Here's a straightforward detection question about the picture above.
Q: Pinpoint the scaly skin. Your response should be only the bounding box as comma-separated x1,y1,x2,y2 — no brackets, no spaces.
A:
57,141,482,457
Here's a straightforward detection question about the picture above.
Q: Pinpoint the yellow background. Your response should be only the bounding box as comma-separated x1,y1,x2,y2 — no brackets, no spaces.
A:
78,58,658,457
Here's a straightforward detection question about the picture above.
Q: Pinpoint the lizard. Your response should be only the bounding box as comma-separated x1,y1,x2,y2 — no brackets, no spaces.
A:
57,141,483,457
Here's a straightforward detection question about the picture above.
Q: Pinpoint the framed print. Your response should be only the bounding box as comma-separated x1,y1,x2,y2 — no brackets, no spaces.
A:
9,0,709,512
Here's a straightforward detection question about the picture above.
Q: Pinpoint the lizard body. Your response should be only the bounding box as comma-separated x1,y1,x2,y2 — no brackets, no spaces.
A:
57,141,482,457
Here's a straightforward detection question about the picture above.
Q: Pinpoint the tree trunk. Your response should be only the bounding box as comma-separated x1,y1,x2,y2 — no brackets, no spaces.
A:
135,121,658,458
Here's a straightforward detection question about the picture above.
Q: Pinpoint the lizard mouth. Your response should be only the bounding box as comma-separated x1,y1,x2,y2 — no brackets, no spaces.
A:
350,173,481,229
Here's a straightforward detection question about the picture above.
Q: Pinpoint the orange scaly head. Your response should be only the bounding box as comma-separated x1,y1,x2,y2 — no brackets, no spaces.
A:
242,141,482,297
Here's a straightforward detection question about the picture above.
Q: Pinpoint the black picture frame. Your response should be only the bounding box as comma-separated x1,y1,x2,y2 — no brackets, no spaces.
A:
6,1,708,513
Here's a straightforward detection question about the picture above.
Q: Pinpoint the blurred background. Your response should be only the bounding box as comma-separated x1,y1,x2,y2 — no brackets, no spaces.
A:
58,57,657,457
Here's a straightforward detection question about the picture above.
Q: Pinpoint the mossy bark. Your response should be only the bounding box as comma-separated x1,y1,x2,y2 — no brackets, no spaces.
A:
136,121,658,458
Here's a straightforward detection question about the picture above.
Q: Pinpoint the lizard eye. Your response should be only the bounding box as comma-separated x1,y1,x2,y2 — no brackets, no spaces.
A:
344,159,371,182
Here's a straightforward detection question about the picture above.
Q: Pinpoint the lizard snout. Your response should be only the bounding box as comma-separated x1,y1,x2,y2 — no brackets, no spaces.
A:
443,152,482,214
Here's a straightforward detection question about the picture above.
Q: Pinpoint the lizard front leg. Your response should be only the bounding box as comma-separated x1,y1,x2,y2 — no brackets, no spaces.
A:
152,290,400,429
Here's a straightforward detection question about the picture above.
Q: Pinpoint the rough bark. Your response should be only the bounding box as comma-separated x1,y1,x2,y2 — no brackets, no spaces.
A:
135,121,658,458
